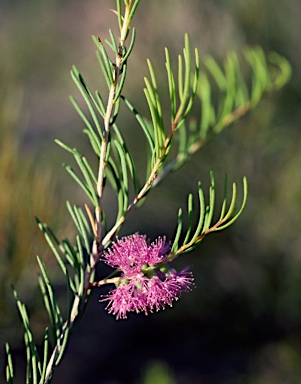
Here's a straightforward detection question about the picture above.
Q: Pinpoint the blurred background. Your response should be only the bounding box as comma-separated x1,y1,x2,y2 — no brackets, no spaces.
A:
1,0,301,383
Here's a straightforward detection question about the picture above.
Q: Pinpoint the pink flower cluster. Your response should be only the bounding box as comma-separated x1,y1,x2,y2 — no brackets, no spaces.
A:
101,233,194,319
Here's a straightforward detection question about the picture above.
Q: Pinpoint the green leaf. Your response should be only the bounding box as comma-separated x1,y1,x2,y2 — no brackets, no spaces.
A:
116,0,122,30
106,156,124,216
178,34,191,108
204,55,227,91
63,163,96,205
121,95,155,153
5,343,14,384
71,66,103,136
268,51,292,90
76,236,86,297
39,329,49,384
165,48,177,120
12,288,40,384
83,128,101,156
95,91,106,117
113,140,129,215
71,204,92,253
114,61,128,101
122,27,137,63
182,47,200,119
215,176,248,230
73,153,98,205
93,36,114,87
61,239,78,269
106,29,118,55
70,96,97,137
128,0,141,23
198,72,214,138
55,270,73,365
190,181,206,244
37,257,63,344
202,171,216,231
214,53,237,133
171,208,183,253
55,140,98,205
183,193,194,245
36,219,68,277
146,59,165,137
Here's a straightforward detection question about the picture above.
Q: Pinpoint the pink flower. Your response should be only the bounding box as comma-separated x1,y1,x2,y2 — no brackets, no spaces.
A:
101,233,194,319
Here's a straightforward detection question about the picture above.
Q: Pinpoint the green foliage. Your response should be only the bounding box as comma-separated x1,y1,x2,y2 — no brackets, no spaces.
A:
170,173,248,257
3,0,291,382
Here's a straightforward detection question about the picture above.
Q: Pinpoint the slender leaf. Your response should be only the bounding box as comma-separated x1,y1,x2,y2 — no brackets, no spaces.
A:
5,343,14,384
216,177,248,230
114,140,129,215
114,61,128,101
121,95,155,152
171,208,183,253
69,97,96,137
190,181,206,243
116,0,122,30
128,0,141,22
108,29,118,54
183,193,194,245
72,205,91,253
76,236,86,297
39,329,49,384
93,36,114,86
36,219,67,276
165,48,177,120
71,66,103,136
83,128,101,157
37,257,63,340
63,164,96,205
268,51,292,90
204,56,227,91
13,289,39,384
122,27,137,63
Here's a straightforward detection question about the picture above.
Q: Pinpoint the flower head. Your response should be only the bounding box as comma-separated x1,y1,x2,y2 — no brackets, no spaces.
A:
101,233,194,319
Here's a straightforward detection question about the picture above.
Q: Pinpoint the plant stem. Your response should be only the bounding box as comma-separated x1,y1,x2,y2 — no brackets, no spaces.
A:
92,1,133,264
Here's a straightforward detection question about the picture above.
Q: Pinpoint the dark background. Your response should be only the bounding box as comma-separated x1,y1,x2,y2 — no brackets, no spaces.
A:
1,1,301,383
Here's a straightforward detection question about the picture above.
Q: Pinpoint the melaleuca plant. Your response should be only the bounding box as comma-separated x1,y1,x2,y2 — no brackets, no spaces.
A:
4,1,291,383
